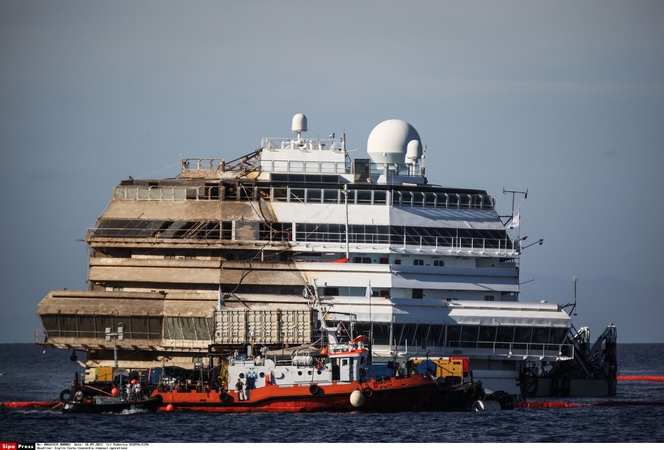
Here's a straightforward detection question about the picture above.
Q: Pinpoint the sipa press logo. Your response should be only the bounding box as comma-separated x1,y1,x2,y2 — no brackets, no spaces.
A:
0,444,17,450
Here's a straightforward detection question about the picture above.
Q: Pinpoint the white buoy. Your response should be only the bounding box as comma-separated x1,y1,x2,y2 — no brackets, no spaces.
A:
350,389,364,407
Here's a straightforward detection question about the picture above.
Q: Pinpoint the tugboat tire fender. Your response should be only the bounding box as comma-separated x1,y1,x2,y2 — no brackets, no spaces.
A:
220,392,230,403
309,384,320,395
363,387,373,398
59,389,72,403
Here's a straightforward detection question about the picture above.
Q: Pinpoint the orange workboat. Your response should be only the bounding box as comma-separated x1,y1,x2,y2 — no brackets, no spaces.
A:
153,336,436,413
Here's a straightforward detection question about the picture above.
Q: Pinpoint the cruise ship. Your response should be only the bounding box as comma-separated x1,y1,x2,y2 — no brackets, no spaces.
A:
36,114,617,398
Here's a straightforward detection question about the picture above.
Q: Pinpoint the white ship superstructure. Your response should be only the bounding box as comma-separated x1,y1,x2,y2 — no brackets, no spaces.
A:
36,114,617,398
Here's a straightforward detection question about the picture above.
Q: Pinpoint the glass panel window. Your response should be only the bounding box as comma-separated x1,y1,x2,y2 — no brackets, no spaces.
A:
149,187,161,200
305,161,319,173
460,325,479,348
289,161,304,173
138,186,149,200
447,325,462,347
323,189,339,203
306,189,322,203
321,162,335,173
496,326,515,348
357,190,372,204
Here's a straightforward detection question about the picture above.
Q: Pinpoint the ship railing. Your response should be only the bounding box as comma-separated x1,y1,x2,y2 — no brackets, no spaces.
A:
181,150,262,174
391,340,575,360
112,183,497,214
261,136,344,152
87,223,519,255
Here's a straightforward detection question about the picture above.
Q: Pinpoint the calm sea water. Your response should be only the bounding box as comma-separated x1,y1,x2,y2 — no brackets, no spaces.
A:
1,343,663,443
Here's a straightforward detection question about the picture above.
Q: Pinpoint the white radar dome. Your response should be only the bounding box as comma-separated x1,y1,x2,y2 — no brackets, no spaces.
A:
367,119,422,164
292,113,307,133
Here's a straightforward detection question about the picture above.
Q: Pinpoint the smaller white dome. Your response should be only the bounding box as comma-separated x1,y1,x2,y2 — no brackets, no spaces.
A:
292,113,307,133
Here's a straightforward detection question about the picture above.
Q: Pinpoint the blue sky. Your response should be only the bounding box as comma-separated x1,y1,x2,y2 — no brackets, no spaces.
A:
1,0,663,342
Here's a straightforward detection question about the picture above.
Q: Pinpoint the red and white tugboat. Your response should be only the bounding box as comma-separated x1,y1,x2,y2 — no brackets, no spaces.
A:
153,334,436,413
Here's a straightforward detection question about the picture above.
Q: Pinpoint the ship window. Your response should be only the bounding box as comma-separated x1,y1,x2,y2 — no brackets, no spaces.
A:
398,324,418,346
401,191,413,206
447,325,462,347
289,161,304,173
484,295,495,301
496,326,515,349
413,192,424,207
321,162,335,174
273,161,288,172
149,187,160,200
424,193,435,207
433,260,444,267
357,190,372,204
448,194,459,208
138,186,149,200
428,324,444,347
352,257,371,264
414,324,430,348
113,286,124,291
305,161,319,173
478,326,497,348
306,189,322,203
373,190,387,205
273,188,288,202
185,187,198,200
460,325,479,348
472,194,484,209
323,189,339,203
289,188,305,202
114,187,125,199
550,327,567,344
483,195,494,210
168,186,182,200
261,160,273,172
322,287,339,296
414,259,424,266
513,327,532,349
460,194,471,208
371,323,391,345
412,288,423,299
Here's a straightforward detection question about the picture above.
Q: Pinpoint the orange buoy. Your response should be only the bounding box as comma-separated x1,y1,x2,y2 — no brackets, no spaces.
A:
166,403,175,411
